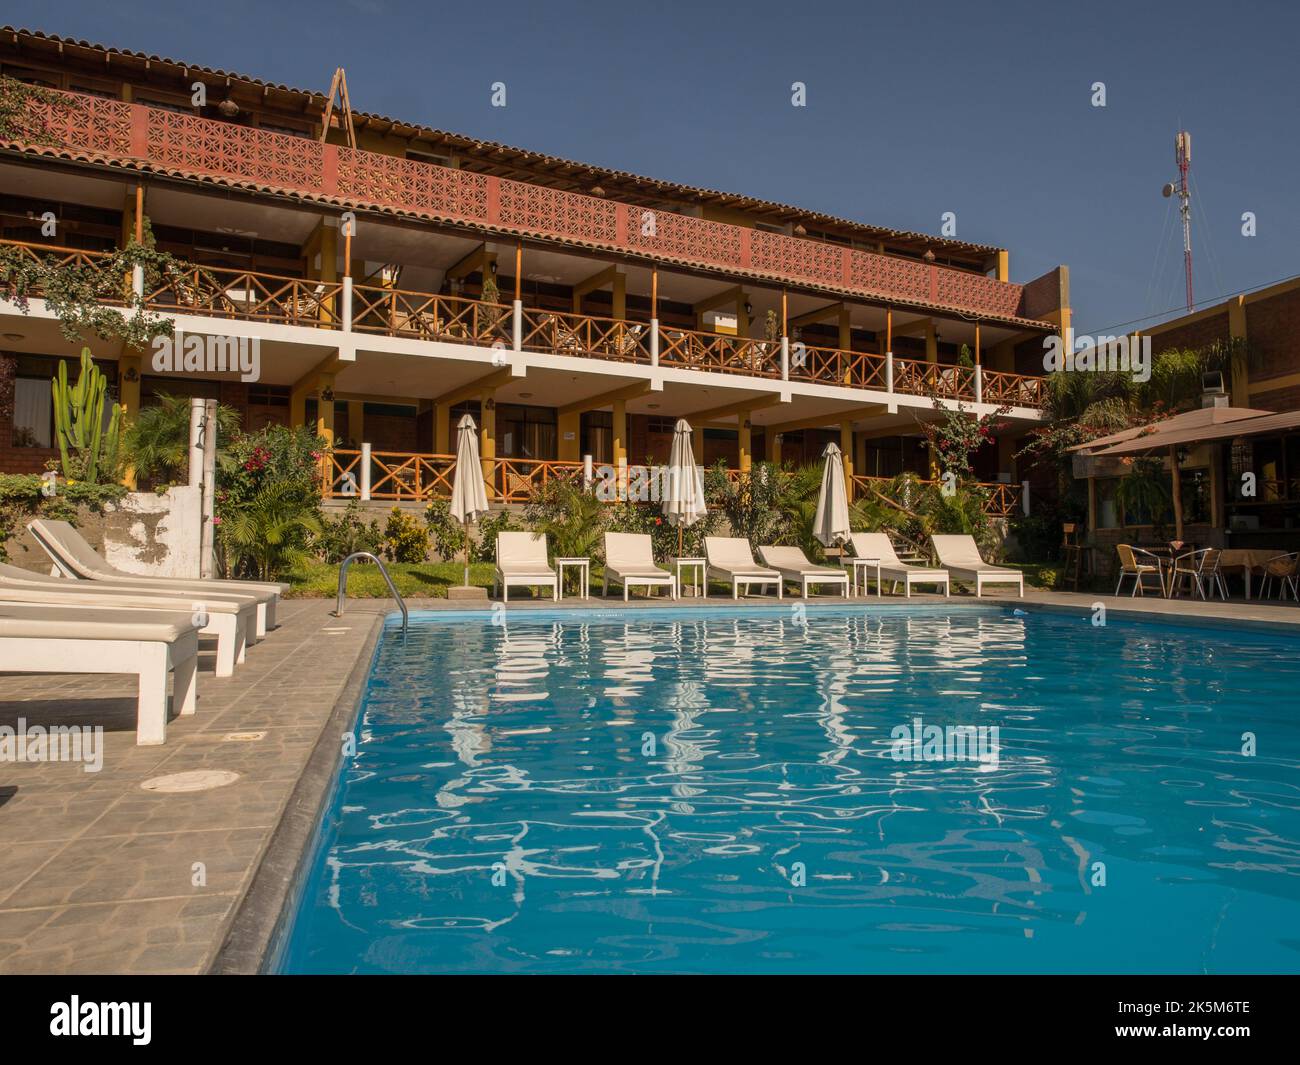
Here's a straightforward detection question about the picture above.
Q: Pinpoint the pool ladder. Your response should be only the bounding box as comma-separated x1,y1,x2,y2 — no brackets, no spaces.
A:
332,552,409,634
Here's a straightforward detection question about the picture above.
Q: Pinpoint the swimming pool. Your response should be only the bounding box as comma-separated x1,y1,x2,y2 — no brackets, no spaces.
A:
277,605,1300,974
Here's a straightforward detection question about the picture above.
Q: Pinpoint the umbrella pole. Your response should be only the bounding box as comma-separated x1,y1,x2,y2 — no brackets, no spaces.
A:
678,524,683,557
463,520,471,588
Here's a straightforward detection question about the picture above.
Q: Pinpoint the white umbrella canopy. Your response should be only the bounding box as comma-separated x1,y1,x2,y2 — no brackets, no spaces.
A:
450,414,489,586
662,418,708,555
813,442,852,548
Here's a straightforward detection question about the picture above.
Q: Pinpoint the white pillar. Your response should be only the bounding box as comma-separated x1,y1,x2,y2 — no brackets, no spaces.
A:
512,299,522,353
1021,479,1031,517
781,336,790,380
200,399,218,579
360,442,372,501
187,398,205,489
975,364,983,404
886,351,894,393
650,318,660,366
342,275,353,333
583,453,594,489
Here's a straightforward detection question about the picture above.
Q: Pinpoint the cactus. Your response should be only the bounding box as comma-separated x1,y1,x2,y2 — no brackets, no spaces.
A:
51,347,122,482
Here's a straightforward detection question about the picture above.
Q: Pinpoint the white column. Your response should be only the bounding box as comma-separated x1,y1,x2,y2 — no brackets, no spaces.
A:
650,318,660,366
187,398,205,489
781,336,790,381
975,364,983,404
512,299,523,353
200,399,218,579
342,275,353,333
360,442,372,501
886,351,894,393
1021,479,1031,517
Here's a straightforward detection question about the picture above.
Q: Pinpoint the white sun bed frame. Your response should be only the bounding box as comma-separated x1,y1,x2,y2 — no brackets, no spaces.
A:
0,605,200,745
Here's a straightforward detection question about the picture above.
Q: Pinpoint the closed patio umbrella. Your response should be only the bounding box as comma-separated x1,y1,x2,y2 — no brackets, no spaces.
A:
450,413,490,587
813,441,852,548
662,418,707,555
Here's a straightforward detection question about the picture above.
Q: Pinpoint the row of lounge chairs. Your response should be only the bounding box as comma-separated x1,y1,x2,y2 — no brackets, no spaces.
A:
0,519,288,746
494,530,1024,600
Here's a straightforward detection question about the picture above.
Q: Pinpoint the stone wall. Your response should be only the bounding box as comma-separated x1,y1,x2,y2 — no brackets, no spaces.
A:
5,486,203,578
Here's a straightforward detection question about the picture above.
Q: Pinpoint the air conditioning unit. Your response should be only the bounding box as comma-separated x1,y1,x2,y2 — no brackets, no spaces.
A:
1201,369,1228,408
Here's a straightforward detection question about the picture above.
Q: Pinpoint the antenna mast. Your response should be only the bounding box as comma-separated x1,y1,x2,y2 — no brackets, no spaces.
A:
1162,131,1194,311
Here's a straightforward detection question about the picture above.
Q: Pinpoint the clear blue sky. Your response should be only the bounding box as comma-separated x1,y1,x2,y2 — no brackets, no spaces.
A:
11,0,1299,334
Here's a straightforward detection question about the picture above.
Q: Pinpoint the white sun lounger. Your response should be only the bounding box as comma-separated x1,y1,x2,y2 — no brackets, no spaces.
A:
0,604,201,745
0,562,252,677
705,537,783,599
603,533,677,600
849,532,949,597
27,518,285,637
494,532,560,601
757,545,850,598
931,534,1024,597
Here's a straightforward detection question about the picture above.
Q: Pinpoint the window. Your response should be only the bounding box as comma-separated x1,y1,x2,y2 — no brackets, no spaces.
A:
12,377,52,448
1096,478,1120,530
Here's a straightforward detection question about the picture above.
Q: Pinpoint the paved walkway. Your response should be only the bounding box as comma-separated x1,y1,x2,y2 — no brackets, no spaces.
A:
2,585,1297,974
0,598,386,974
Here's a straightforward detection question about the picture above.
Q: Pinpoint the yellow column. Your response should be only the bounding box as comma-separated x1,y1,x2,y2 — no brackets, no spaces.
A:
290,388,307,429
118,353,142,488
480,394,496,499
347,400,364,446
840,421,854,492
558,411,581,461
613,399,628,495
435,402,451,453
738,414,752,474
766,430,781,463
315,374,336,448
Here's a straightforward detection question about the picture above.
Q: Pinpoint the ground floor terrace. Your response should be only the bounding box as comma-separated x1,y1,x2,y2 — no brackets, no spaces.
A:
1,589,1298,975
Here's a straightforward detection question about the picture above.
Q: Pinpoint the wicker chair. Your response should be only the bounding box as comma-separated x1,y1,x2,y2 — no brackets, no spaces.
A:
1260,552,1300,601
1114,544,1165,597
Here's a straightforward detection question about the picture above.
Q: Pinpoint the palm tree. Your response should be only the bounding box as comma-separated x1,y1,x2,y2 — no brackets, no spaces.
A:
219,479,322,581
123,392,241,485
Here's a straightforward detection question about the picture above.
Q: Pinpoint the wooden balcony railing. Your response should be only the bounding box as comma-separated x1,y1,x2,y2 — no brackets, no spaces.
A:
518,308,651,364
1,236,1047,409
351,285,511,345
656,328,782,378
327,450,1021,517
6,88,1043,325
144,265,343,327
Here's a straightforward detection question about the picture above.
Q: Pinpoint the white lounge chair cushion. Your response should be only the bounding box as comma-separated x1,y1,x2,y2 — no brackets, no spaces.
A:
0,604,197,642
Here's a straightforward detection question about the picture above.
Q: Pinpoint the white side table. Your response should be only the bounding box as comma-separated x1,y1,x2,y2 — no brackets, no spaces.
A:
844,557,882,597
674,557,707,598
555,557,590,599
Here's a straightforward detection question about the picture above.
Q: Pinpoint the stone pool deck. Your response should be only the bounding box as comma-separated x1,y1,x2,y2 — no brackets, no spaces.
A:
1,586,1298,974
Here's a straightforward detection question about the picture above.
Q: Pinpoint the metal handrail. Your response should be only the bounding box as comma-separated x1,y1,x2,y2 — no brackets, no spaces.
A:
332,552,409,633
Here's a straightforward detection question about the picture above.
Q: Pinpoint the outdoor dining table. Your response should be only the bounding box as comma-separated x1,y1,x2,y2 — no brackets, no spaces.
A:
1218,548,1288,600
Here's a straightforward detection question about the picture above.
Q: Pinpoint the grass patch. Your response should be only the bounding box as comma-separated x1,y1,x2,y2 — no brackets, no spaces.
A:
288,560,500,598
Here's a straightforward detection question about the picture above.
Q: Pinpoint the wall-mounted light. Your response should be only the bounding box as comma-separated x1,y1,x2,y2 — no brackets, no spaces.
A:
923,249,936,263
217,97,240,118
793,224,807,236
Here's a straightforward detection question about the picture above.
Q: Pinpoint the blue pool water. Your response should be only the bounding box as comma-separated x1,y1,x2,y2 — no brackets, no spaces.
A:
278,605,1300,974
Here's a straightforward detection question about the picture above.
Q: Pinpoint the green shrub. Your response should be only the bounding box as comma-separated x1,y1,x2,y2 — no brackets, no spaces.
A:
424,497,468,561
316,500,383,563
382,506,430,563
